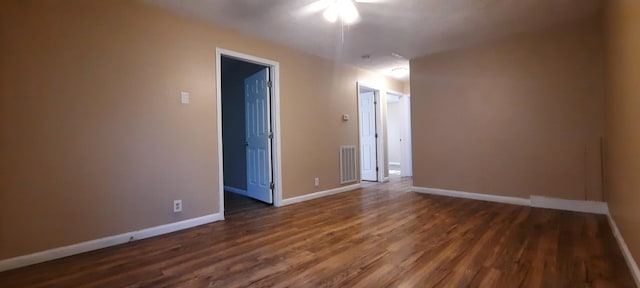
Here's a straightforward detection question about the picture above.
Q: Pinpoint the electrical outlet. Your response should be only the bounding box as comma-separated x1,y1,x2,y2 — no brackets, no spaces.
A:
314,177,319,187
173,200,182,213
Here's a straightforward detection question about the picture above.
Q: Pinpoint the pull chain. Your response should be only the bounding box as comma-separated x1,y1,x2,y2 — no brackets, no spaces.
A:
341,17,345,43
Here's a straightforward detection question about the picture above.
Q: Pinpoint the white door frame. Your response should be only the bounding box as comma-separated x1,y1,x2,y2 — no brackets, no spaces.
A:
357,82,385,183
216,48,283,218
386,90,413,177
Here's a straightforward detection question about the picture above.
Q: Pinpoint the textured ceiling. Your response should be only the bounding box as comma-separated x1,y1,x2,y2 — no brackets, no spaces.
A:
149,0,601,81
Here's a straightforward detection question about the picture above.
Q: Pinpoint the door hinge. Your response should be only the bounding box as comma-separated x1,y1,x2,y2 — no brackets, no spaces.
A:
376,167,379,172
375,133,378,138
270,182,275,190
267,81,272,88
268,131,273,139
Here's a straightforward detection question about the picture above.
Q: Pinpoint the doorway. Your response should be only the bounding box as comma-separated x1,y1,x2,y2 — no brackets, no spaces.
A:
357,83,383,182
216,49,283,216
386,91,413,177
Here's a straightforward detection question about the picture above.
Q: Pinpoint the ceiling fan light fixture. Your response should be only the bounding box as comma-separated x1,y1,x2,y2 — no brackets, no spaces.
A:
323,4,339,23
391,67,409,78
340,0,359,24
323,0,360,24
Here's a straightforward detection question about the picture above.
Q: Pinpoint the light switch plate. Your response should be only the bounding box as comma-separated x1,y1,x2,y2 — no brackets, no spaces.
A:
180,92,190,104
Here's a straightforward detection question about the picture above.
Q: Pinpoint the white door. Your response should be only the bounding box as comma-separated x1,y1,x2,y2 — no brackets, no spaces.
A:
245,68,272,204
359,91,377,181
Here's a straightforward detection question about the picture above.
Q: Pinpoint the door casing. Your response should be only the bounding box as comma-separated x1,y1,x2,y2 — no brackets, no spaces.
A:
216,48,283,218
357,82,385,183
386,90,413,177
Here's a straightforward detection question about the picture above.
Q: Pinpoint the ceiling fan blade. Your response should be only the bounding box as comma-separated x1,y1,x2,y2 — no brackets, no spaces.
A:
297,0,333,17
354,0,389,3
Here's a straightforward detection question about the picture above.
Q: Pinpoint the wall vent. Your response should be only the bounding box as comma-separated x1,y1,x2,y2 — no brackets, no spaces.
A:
340,145,358,184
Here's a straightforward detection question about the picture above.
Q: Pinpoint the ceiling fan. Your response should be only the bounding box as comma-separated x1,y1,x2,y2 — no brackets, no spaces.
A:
300,0,388,25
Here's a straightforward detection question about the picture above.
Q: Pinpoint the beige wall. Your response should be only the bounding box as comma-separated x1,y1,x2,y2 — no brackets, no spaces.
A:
403,81,411,95
0,0,403,260
604,0,640,265
410,17,605,201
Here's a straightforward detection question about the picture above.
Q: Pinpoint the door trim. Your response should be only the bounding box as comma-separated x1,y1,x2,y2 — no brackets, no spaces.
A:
357,82,385,183
386,90,413,177
216,48,283,217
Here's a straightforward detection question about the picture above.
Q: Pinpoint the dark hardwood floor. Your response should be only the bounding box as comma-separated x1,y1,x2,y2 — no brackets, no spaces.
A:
224,191,271,215
0,177,635,287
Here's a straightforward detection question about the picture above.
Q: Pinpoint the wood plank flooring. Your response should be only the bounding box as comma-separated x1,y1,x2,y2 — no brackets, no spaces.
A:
224,191,270,215
0,177,635,287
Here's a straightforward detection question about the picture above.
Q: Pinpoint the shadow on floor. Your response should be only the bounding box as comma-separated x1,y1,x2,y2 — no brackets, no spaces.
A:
224,191,270,215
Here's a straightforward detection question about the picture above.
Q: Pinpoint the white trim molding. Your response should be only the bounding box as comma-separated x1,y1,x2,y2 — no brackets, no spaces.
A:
216,48,283,209
357,82,385,183
224,186,247,196
281,184,361,206
412,186,531,207
412,186,610,215
0,213,223,272
607,214,640,286
530,196,609,214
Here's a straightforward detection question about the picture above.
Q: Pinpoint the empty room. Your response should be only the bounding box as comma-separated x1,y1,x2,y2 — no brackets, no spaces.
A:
1,0,639,287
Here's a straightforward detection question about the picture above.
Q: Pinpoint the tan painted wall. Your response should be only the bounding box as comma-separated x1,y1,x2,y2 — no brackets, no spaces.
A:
410,17,605,201
403,81,411,95
0,0,403,260
604,0,640,264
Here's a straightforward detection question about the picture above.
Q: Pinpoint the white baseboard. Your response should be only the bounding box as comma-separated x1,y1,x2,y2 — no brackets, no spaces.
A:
412,186,609,215
0,213,223,272
281,183,361,206
224,186,247,196
382,177,390,183
388,162,400,166
607,214,640,286
530,196,609,214
412,186,531,206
